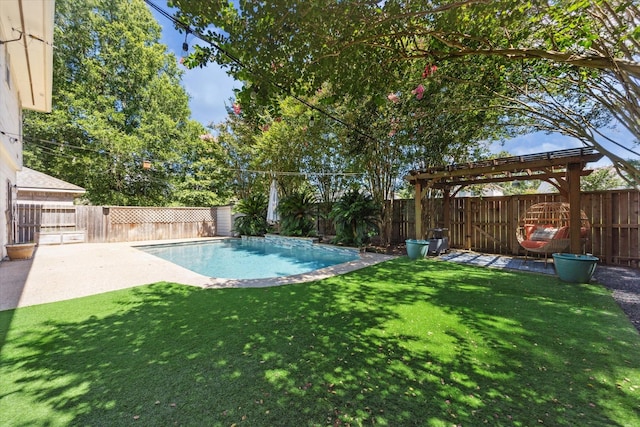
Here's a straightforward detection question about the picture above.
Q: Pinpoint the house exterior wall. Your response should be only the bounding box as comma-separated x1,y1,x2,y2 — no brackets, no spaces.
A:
0,42,23,257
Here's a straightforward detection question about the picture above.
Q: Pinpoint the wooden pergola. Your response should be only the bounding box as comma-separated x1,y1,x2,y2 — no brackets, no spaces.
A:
406,147,604,254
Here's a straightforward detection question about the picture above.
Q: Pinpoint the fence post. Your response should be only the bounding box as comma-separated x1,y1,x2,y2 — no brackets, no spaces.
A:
604,192,613,264
510,196,520,255
464,198,473,250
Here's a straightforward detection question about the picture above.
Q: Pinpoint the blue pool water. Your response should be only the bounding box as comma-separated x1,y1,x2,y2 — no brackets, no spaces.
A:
136,239,359,279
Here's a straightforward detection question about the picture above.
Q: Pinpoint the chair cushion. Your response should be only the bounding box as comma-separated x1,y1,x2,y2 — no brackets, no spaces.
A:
524,224,537,240
554,226,570,239
521,240,549,249
530,227,556,241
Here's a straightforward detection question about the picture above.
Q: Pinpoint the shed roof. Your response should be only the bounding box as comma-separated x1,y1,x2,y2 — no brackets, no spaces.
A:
17,167,86,194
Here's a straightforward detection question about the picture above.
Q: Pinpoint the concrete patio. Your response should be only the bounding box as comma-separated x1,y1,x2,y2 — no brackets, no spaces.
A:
0,239,394,311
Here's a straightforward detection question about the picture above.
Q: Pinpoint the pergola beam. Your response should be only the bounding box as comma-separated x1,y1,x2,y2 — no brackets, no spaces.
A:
423,170,593,189
407,152,602,182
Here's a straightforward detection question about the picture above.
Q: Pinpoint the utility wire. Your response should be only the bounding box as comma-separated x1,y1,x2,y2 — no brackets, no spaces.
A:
8,129,365,179
144,0,381,145
229,168,364,177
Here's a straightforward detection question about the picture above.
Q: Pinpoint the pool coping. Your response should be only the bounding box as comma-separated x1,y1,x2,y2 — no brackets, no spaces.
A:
0,238,396,310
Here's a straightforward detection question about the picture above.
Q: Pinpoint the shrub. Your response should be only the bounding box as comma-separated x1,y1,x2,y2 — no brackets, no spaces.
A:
278,190,317,237
233,193,269,236
329,188,380,246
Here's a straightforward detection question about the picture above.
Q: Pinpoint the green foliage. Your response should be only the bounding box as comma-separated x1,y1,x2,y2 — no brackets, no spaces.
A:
581,166,625,191
2,261,640,425
174,0,640,187
620,159,640,189
213,110,265,201
277,190,317,237
240,88,361,203
233,193,269,236
502,180,542,195
172,125,234,207
23,0,231,206
329,188,380,247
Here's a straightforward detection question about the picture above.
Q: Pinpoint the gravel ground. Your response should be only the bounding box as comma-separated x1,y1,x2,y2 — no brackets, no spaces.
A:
593,265,640,332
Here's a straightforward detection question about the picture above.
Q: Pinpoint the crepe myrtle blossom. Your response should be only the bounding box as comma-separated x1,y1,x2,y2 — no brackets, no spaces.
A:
388,117,400,137
387,92,400,103
412,84,425,100
422,64,438,78
232,103,242,115
199,133,215,142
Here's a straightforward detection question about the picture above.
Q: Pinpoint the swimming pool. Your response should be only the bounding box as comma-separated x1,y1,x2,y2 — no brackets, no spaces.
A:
136,239,360,280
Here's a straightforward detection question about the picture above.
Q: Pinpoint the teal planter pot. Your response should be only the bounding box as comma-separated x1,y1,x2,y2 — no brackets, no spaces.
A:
552,253,599,283
406,239,429,260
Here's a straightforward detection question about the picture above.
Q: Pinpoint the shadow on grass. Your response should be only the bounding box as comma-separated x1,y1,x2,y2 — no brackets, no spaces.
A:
1,258,639,426
0,254,36,351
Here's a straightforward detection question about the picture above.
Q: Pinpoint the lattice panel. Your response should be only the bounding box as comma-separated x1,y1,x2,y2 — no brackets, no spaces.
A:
109,208,215,224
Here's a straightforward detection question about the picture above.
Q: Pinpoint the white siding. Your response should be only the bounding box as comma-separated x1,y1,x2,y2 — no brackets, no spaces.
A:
0,42,23,257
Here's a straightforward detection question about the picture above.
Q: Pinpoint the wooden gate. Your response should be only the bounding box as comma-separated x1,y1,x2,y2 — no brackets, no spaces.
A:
14,204,83,244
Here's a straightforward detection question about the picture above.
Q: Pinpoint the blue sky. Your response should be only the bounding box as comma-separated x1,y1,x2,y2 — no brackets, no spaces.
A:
157,25,241,128
148,5,632,168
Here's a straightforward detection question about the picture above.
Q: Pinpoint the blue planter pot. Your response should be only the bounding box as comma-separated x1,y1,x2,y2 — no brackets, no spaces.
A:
406,239,429,260
552,253,599,283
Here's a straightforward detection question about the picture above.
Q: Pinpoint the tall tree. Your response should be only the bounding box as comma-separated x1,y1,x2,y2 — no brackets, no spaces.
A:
172,0,640,187
24,0,229,205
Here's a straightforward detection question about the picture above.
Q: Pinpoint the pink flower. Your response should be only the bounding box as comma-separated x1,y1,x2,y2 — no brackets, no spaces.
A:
232,103,241,115
422,64,438,78
387,93,400,103
412,84,425,100
388,129,396,137
199,133,215,142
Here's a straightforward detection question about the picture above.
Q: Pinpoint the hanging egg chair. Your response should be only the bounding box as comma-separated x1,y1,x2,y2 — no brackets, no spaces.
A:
516,202,591,265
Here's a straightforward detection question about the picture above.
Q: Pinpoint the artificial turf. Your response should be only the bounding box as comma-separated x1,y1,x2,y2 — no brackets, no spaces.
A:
1,258,639,426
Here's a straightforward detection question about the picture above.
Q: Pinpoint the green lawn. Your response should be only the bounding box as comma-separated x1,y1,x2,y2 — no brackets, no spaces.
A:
1,258,639,426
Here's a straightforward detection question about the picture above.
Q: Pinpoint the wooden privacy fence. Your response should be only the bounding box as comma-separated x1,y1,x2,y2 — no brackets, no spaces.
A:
79,206,217,242
14,189,638,267
405,189,639,268
16,205,217,243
